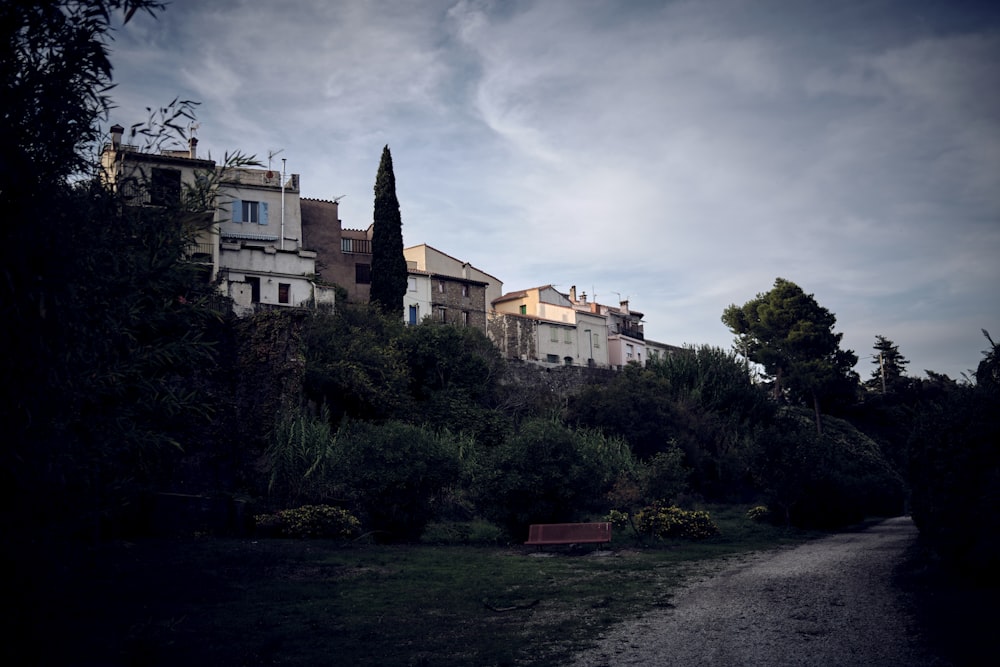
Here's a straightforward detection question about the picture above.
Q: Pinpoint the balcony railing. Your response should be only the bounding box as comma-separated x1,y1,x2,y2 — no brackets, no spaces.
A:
613,324,644,340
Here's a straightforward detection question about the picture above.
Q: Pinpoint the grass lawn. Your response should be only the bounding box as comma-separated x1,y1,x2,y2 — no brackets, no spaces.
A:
13,507,819,666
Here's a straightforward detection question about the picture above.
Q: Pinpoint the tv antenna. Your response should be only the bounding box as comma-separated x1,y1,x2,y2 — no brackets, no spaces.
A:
267,148,284,171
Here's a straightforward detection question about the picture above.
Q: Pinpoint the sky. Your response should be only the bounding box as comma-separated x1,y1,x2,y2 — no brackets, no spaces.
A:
104,0,1000,381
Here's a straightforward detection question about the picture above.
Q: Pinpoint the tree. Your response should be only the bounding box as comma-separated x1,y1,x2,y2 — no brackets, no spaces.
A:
369,145,408,315
722,278,858,434
866,335,909,394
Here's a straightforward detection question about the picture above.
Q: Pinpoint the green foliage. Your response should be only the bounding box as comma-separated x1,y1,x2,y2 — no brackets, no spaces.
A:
641,447,692,503
746,505,771,523
632,503,720,540
369,145,408,315
335,420,462,543
752,408,904,528
722,278,859,432
907,331,1000,579
865,335,910,394
569,346,769,499
254,504,360,539
303,304,410,422
476,419,624,539
265,403,340,504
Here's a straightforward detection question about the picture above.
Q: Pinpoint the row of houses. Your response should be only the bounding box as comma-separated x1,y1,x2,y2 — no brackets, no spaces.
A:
100,130,681,369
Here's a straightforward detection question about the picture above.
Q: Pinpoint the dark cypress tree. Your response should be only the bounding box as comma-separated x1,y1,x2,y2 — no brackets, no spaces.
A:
370,145,408,315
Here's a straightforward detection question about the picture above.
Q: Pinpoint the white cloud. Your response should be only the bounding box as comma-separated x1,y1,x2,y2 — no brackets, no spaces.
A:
103,0,1000,379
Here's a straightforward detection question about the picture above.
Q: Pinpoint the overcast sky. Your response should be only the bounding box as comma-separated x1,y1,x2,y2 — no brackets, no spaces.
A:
105,0,1000,381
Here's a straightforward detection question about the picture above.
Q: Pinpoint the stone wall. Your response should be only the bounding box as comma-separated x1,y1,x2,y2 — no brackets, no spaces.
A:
500,358,615,401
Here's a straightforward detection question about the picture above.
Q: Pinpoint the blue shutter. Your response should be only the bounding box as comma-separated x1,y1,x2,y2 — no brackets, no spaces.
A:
231,199,243,223
259,202,269,225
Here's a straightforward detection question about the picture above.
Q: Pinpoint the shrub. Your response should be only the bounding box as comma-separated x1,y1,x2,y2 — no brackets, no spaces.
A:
254,505,360,539
336,420,461,542
746,505,771,523
632,503,720,540
476,418,609,539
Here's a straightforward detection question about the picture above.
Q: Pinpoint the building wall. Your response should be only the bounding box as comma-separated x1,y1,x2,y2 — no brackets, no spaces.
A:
426,274,489,331
218,168,303,251
300,198,372,303
404,244,503,311
488,313,539,362
404,272,433,325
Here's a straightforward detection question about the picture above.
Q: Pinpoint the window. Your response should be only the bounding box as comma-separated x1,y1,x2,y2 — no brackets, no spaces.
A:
461,284,469,297
408,277,417,292
519,304,527,315
150,168,181,205
438,280,445,293
278,283,290,304
461,311,469,327
626,343,634,360
564,329,572,343
437,307,447,322
408,305,418,325
232,199,268,225
341,238,371,254
546,354,559,363
355,263,371,284
593,333,600,349
550,327,559,342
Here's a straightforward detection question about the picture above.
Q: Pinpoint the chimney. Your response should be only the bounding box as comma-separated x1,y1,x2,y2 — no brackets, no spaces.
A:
189,136,198,159
620,299,630,314
110,124,123,150
569,285,577,302
581,291,587,304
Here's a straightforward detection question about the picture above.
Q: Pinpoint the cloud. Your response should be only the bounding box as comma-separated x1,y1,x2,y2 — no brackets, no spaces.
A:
103,0,1000,379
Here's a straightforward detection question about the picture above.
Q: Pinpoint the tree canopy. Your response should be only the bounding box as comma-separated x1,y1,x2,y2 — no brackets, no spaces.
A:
721,277,858,433
369,145,408,315
866,335,910,394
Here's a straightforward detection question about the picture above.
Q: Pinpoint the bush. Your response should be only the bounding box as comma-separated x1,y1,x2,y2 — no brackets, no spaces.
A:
336,420,461,543
632,503,720,540
476,419,611,540
746,505,771,523
254,505,360,539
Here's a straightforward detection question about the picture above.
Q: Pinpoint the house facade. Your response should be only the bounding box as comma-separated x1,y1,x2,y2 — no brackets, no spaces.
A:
568,286,646,369
101,125,334,316
403,245,497,332
490,285,610,367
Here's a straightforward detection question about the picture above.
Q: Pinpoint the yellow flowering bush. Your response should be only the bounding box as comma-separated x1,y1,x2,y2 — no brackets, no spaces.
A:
255,504,361,539
632,502,719,540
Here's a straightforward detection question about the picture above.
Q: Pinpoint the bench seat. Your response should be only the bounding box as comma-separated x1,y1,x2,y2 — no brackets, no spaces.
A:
524,522,611,546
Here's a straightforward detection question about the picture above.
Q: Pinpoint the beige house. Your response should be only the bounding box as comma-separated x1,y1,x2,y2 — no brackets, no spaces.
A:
490,285,610,367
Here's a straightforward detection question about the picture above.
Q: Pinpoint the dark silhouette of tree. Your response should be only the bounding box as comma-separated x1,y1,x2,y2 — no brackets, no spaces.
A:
722,278,858,434
866,335,910,394
370,145,408,315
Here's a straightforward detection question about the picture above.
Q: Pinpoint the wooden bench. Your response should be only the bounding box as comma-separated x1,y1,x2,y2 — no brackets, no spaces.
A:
524,522,611,547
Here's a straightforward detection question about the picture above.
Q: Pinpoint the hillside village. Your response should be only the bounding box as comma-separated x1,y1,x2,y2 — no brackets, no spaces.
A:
101,127,683,369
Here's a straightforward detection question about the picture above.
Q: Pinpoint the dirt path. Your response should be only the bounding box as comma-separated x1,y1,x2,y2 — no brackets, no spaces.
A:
572,516,938,666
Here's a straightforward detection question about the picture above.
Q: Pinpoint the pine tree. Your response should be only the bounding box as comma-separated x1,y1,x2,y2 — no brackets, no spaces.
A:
370,145,408,315
866,335,909,394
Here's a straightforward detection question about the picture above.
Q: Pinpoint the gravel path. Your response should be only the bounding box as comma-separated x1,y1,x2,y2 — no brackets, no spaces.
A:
571,516,938,666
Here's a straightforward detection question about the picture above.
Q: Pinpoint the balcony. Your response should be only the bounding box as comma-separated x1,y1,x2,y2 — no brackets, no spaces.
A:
613,324,644,341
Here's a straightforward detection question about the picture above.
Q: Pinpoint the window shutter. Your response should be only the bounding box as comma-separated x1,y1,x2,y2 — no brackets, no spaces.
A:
231,199,243,223
260,202,269,225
